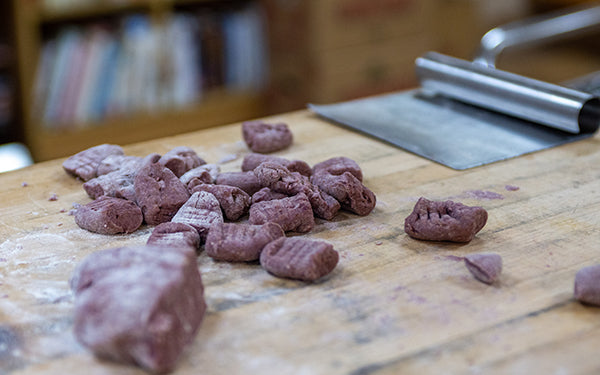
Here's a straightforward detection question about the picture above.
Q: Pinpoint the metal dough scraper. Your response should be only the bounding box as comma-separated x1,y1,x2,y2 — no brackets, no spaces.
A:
310,5,600,170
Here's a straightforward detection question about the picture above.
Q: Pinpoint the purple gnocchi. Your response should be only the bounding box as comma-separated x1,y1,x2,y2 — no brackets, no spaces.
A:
172,191,224,241
404,197,488,243
63,144,124,181
249,193,314,233
147,222,200,250
190,184,251,221
74,196,143,234
260,237,339,282
134,162,190,225
205,222,284,262
242,120,293,153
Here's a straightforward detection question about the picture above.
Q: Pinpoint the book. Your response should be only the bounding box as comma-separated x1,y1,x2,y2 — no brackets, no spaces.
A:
32,38,57,121
168,14,201,108
199,13,225,90
58,30,90,124
74,26,112,125
223,4,268,92
90,35,119,121
43,28,82,126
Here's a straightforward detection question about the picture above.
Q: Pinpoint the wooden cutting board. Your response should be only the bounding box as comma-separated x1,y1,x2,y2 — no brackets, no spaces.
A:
1,110,600,375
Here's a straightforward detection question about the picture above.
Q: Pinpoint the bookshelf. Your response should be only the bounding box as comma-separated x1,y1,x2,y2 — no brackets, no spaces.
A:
12,0,268,161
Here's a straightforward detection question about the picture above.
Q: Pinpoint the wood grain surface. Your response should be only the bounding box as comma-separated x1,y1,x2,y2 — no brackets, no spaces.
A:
1,110,600,375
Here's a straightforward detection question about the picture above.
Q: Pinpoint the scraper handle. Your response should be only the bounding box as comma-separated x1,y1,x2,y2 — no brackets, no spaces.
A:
474,4,600,68
416,52,600,134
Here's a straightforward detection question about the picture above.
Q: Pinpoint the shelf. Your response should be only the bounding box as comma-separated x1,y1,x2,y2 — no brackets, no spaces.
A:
40,1,152,23
38,0,237,23
27,90,265,161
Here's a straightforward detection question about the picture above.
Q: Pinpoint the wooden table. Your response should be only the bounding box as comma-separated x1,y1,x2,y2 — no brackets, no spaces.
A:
1,109,600,374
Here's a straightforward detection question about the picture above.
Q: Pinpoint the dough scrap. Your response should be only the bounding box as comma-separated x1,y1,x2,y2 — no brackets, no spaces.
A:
574,264,600,306
464,252,502,284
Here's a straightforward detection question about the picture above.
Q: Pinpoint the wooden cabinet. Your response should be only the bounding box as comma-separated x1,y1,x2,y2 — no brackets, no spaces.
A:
12,0,268,161
0,1,18,144
263,0,436,113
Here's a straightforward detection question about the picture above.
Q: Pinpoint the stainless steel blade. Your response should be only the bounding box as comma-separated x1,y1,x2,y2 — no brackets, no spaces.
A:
309,90,594,170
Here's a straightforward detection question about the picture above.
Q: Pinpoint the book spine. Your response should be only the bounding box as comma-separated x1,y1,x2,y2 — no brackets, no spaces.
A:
199,14,225,90
170,14,201,108
90,37,119,121
222,4,268,92
43,29,81,126
32,39,57,121
74,27,110,125
58,32,89,124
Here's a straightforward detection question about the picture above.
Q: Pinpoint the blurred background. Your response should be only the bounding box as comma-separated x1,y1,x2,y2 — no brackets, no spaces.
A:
0,0,599,167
